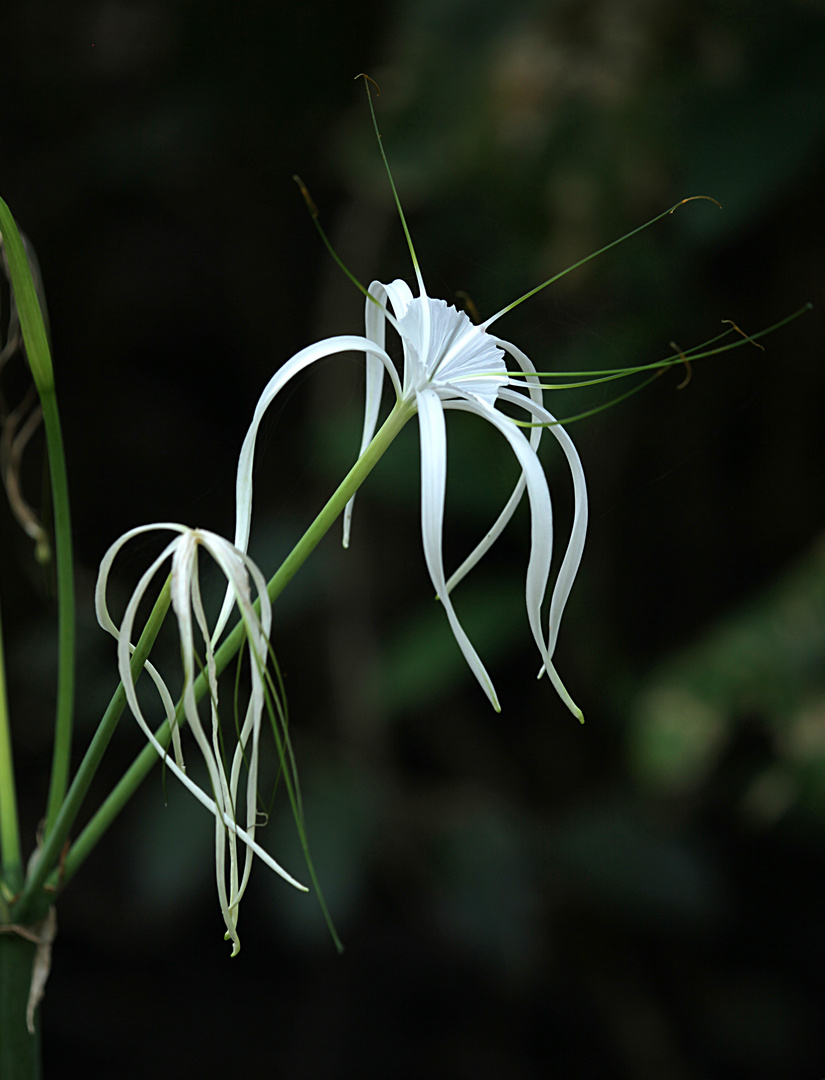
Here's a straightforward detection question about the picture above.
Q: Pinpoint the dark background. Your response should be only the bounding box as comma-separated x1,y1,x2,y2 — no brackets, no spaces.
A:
2,1,824,1077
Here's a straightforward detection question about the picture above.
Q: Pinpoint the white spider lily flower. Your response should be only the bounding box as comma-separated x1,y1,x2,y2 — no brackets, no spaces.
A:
223,271,587,720
351,279,587,718
96,523,307,954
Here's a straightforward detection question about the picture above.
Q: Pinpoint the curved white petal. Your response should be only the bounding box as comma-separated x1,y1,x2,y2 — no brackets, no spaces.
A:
192,546,241,916
342,281,409,547
417,388,500,711
444,397,552,649
214,334,401,643
497,388,588,660
382,278,415,321
95,523,186,766
444,337,544,595
201,529,273,915
445,398,583,721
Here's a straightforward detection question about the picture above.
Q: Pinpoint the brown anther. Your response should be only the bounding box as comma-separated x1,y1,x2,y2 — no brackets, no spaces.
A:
292,175,318,219
722,319,765,350
668,341,693,389
455,290,481,324
670,195,723,213
355,72,381,95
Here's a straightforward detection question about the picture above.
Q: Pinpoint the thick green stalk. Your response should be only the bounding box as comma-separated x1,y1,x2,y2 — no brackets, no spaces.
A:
0,199,76,840
44,397,416,895
0,933,41,1080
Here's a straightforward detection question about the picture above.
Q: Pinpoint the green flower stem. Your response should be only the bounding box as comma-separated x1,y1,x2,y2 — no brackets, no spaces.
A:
10,580,172,926
0,932,41,1080
0,600,23,895
260,397,415,610
0,199,76,843
42,396,416,898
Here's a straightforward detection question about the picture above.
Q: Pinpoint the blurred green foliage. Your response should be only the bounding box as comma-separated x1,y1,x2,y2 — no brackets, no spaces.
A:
631,533,825,816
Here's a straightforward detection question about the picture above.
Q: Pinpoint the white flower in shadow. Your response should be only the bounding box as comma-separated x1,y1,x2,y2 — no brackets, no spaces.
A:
349,278,587,718
223,266,587,720
96,523,306,954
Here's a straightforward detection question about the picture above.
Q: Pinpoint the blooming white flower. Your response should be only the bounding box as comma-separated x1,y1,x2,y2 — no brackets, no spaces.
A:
223,261,587,720
96,523,307,954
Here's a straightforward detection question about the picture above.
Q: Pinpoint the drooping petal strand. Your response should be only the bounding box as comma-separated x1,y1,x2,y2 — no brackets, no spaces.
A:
417,388,501,712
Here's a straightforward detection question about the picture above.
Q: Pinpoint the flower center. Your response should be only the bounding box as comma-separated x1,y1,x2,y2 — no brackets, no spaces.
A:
397,296,507,406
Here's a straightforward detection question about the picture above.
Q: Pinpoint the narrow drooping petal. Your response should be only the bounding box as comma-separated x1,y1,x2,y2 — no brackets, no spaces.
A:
417,387,501,711
497,387,588,660
444,340,544,595
443,399,553,606
344,279,414,546
95,525,185,766
95,523,306,955
208,535,273,914
447,397,582,719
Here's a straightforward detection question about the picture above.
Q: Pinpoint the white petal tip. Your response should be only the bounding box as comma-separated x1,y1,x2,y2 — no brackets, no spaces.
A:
481,680,501,712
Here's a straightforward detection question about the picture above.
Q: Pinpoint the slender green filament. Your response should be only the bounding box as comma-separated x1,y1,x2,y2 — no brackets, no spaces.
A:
483,197,723,329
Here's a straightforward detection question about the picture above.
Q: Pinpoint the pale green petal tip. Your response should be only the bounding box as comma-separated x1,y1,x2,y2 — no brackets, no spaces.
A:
225,929,241,957
480,673,500,712
562,690,584,725
537,662,584,722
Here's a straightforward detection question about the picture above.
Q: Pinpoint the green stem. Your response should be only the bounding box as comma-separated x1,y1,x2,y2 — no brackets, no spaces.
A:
262,398,414,608
39,391,75,839
11,581,171,925
0,932,41,1080
0,199,76,841
44,397,415,896
0,600,23,893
